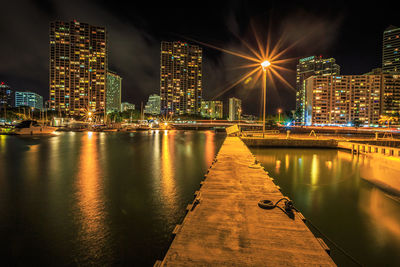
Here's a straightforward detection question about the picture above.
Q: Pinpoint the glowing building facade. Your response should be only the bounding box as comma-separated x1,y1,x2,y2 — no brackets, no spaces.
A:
15,91,43,110
144,94,161,115
106,71,122,113
382,25,400,73
305,75,392,126
200,100,223,119
160,41,202,115
49,20,107,116
228,97,242,121
0,82,13,107
296,56,340,124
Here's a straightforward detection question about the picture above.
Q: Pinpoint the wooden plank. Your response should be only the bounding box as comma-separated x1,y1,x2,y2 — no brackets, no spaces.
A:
317,237,331,255
160,137,336,266
172,224,181,235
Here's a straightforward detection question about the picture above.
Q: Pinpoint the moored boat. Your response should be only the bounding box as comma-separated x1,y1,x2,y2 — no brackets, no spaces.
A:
12,120,57,135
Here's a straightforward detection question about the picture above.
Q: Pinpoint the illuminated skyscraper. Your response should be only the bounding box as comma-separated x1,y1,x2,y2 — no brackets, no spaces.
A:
382,25,400,72
160,41,202,115
228,97,242,121
296,56,340,123
106,71,122,113
49,20,107,116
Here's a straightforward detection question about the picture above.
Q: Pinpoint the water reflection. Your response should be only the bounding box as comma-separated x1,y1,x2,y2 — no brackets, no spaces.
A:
160,131,177,212
25,144,40,181
1,131,226,266
310,154,319,185
360,187,400,247
0,135,6,154
252,148,400,266
75,132,109,263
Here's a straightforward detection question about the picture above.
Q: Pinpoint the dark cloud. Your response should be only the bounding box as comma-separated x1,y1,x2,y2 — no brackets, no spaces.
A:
0,0,398,115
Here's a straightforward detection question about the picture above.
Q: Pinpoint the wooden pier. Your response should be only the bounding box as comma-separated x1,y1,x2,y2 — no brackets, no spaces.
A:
156,137,336,266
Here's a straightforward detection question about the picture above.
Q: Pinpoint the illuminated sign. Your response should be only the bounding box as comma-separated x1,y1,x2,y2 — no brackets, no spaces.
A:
299,56,315,63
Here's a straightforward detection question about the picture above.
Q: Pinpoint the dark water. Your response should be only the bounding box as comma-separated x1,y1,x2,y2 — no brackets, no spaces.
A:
0,131,225,266
251,148,400,267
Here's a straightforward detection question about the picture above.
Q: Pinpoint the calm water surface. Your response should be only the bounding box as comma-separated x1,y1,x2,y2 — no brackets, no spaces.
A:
251,148,400,267
0,131,225,266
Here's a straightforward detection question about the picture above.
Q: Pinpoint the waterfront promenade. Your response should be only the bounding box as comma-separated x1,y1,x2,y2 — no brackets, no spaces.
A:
157,137,336,266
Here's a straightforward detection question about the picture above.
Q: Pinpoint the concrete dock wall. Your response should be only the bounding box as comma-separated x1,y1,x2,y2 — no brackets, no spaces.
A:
242,137,338,148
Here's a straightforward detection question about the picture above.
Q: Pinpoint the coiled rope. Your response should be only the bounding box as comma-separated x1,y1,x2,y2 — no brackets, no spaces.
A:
258,197,362,266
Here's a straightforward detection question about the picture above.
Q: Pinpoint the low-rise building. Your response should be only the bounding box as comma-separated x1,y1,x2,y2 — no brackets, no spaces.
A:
121,102,135,112
200,100,223,119
144,94,161,115
15,91,43,110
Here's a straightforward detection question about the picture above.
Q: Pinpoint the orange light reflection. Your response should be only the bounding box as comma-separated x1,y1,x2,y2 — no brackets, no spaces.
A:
76,132,107,260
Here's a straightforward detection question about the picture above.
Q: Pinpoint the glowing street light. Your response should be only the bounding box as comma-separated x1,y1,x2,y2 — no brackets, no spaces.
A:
261,60,270,138
186,24,296,137
261,60,271,70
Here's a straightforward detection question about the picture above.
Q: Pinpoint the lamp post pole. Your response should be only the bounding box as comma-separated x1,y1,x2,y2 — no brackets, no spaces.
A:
261,60,270,138
262,70,266,138
278,109,282,124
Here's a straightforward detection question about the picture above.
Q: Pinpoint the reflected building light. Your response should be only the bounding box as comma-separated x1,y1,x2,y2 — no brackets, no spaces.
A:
360,188,400,244
275,160,281,173
0,135,6,154
76,132,107,257
285,154,289,171
161,133,176,214
325,160,332,170
311,154,319,185
25,144,40,181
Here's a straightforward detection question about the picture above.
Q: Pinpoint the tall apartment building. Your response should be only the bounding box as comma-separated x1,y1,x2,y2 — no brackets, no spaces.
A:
379,73,400,117
15,91,44,110
296,55,340,123
200,100,223,119
382,25,400,73
106,71,122,113
160,41,202,115
305,75,396,126
49,20,107,116
228,97,242,121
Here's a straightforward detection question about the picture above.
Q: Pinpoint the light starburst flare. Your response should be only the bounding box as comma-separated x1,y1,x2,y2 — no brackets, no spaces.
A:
186,25,297,100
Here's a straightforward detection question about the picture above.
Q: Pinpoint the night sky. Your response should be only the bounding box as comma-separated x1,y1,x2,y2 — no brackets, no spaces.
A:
0,0,399,115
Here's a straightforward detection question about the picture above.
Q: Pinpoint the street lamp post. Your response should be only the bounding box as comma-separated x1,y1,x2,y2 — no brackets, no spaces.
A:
261,60,270,138
278,108,282,124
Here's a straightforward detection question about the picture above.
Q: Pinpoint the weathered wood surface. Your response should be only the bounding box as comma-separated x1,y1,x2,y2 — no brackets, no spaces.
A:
159,137,336,266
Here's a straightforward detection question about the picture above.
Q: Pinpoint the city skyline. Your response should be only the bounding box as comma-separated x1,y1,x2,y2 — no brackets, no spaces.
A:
1,0,400,116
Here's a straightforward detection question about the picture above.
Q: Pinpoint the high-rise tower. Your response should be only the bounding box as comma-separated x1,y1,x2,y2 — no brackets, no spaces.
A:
295,55,340,123
382,25,400,73
49,20,107,117
106,71,122,113
160,41,202,115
